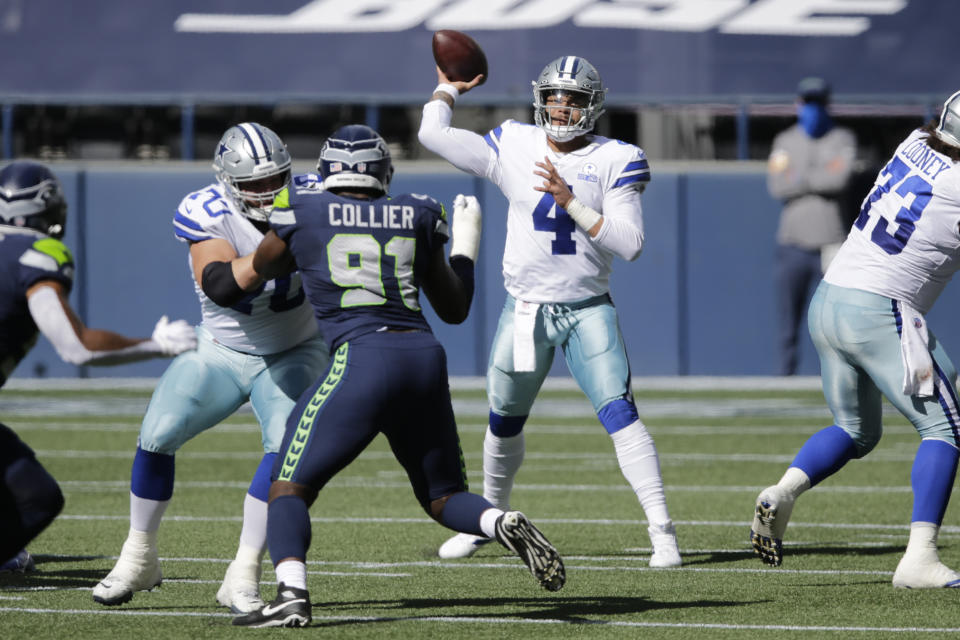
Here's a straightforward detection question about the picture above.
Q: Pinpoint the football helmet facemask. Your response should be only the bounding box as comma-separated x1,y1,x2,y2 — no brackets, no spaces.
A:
317,124,394,195
532,56,606,143
213,122,292,222
0,161,67,238
935,89,960,149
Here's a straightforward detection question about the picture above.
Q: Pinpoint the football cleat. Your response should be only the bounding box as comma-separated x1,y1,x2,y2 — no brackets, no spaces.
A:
437,533,495,559
0,549,35,573
648,522,682,568
750,485,795,567
494,511,565,591
217,559,265,614
892,553,960,589
232,583,311,628
92,537,162,606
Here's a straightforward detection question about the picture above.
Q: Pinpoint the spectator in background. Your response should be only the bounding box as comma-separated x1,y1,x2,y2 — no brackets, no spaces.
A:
768,77,857,375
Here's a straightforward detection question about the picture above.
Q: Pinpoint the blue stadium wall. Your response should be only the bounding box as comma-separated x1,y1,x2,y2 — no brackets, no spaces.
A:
16,163,960,380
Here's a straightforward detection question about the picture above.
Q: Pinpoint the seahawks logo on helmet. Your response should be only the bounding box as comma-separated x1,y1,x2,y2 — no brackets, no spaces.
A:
532,56,607,143
317,124,394,194
0,161,68,239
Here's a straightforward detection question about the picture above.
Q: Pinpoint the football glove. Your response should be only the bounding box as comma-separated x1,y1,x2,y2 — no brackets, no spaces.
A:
151,315,197,356
450,194,482,262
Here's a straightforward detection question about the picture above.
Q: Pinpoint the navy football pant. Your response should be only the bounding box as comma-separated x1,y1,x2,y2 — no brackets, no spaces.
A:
272,330,467,509
0,422,64,561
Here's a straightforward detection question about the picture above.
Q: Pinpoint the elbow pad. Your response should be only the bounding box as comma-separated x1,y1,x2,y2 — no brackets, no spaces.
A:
201,261,246,307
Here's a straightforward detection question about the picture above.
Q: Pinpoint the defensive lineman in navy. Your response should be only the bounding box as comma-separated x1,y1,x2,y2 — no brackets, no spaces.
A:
233,125,565,628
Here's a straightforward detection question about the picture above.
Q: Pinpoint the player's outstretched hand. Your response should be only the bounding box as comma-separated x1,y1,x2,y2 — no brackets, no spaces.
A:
151,315,197,355
435,66,485,95
450,194,482,262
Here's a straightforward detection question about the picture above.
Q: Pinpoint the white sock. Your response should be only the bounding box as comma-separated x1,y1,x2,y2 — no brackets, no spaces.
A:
123,526,158,552
482,428,525,510
238,493,269,553
274,560,307,591
904,521,940,558
233,542,265,568
130,491,169,534
776,467,812,499
478,507,504,538
611,420,671,526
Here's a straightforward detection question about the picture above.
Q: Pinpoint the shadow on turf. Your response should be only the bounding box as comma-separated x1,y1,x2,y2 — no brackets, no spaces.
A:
305,595,760,628
0,554,114,589
681,544,905,567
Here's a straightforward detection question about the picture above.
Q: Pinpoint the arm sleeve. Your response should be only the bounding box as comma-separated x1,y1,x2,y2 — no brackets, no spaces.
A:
418,100,495,178
592,186,645,261
767,132,809,201
27,286,165,365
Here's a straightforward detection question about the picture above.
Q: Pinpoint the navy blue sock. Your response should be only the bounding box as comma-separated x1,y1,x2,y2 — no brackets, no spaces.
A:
267,495,312,565
911,439,959,524
248,453,276,502
790,425,857,487
130,447,175,501
440,491,494,536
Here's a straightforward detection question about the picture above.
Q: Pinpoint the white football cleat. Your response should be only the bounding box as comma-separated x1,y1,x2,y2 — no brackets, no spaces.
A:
751,485,795,567
438,532,494,559
893,553,960,589
217,559,265,613
494,510,565,591
648,521,682,568
92,536,162,606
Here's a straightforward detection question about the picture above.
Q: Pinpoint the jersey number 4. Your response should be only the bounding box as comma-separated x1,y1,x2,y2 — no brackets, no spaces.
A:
532,191,576,255
854,155,933,255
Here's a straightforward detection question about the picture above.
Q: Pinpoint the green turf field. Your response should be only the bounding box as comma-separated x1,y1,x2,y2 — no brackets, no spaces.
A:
1,377,958,639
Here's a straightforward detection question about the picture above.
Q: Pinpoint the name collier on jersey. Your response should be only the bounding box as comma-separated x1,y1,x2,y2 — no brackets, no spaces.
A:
329,202,414,230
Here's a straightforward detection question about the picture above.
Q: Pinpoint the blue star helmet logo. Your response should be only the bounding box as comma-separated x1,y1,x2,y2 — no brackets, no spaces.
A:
217,143,229,158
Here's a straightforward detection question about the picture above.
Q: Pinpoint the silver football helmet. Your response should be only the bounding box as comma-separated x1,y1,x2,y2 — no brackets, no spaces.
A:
935,89,960,149
212,122,292,222
0,161,67,238
532,56,607,143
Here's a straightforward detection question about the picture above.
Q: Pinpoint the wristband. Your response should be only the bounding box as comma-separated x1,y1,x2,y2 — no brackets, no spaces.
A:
434,83,459,101
564,197,603,231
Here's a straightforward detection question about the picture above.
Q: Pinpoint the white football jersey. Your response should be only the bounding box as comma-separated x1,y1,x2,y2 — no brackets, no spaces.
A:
825,129,960,314
173,180,318,355
481,121,648,302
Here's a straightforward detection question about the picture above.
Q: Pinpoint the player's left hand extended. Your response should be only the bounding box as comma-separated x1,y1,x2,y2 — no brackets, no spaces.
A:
151,315,197,355
534,156,573,209
450,194,482,261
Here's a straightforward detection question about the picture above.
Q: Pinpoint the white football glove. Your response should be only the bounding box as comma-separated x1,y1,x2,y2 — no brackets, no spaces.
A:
450,194,482,262
151,315,197,356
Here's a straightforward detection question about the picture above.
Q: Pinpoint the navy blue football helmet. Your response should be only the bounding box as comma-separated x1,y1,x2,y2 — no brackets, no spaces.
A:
0,161,67,238
317,124,394,194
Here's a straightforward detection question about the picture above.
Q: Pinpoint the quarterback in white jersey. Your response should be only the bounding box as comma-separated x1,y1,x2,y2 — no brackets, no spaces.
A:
751,91,960,589
419,56,680,567
93,124,329,611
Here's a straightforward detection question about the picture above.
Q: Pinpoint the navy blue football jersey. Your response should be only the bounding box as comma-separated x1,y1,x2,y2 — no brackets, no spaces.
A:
0,227,75,387
269,188,449,350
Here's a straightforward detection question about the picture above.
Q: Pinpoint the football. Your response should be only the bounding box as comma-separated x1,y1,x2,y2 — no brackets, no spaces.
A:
431,30,488,85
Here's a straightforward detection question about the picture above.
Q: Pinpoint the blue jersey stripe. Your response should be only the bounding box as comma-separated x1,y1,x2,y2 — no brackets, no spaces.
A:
483,126,502,156
623,159,649,172
174,212,205,232
174,227,213,242
613,173,650,188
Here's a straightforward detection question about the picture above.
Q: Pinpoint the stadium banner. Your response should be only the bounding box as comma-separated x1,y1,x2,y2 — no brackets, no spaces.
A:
0,0,955,103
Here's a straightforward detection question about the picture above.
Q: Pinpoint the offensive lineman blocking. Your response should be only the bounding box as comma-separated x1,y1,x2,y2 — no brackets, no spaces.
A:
418,56,681,566
751,90,960,588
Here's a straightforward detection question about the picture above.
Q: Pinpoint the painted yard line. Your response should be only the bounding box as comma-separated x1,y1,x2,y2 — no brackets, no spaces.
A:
52,513,934,532
56,479,915,495
0,606,955,633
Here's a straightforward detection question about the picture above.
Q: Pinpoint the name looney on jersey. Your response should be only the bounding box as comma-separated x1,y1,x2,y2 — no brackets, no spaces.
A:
329,202,414,229
901,137,953,181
